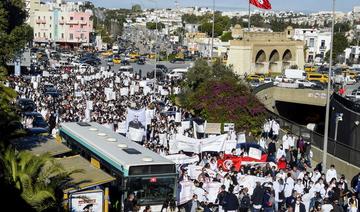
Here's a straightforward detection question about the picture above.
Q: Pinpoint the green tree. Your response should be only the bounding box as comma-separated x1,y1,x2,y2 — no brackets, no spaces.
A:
325,33,349,63
182,14,200,24
334,22,351,33
131,4,142,13
220,31,233,42
1,147,81,211
179,60,265,133
0,0,33,142
146,22,165,30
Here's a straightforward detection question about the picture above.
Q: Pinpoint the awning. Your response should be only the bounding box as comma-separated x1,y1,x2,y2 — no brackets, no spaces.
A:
57,155,116,193
205,123,221,134
12,136,71,157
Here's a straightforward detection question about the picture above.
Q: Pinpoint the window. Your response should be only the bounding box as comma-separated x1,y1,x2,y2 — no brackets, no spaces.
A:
80,33,84,39
43,32,46,38
70,25,73,28
309,38,315,47
70,17,73,20
34,32,37,37
81,24,83,28
49,24,51,27
38,16,40,19
321,40,325,47
69,33,73,40
49,33,52,39
50,16,52,20
61,33,64,39
81,17,84,21
61,16,64,20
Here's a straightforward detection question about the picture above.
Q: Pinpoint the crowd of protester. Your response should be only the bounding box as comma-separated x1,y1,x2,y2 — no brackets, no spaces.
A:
7,59,360,212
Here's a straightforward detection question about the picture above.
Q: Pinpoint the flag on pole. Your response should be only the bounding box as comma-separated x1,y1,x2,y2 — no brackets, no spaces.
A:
250,0,272,10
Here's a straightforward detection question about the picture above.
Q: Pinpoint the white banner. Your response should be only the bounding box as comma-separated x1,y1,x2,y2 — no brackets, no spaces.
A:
126,108,146,131
177,181,195,205
145,109,155,125
173,134,200,153
128,127,144,142
116,121,127,134
130,85,135,95
237,175,266,195
200,134,227,152
139,81,147,87
70,190,103,212
165,154,199,165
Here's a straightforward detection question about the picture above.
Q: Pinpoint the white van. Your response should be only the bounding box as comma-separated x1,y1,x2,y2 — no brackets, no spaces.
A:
284,69,306,80
167,68,188,79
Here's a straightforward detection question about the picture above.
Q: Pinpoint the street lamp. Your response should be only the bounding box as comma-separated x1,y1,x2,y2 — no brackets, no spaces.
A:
334,113,343,141
322,0,336,171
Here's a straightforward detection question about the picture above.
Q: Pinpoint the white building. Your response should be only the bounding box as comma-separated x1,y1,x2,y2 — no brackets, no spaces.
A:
293,29,331,63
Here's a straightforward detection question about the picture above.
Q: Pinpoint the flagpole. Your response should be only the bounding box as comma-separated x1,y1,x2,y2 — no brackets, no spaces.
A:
248,0,251,31
211,0,215,60
322,0,335,172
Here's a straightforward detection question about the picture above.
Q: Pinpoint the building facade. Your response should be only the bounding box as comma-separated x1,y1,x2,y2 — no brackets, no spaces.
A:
293,29,331,63
29,0,93,47
227,26,305,76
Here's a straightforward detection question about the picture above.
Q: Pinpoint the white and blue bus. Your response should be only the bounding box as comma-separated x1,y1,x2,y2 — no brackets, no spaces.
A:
59,122,177,209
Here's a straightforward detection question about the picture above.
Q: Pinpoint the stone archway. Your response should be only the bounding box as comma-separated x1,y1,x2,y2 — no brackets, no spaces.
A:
269,50,280,73
255,50,266,73
282,49,293,71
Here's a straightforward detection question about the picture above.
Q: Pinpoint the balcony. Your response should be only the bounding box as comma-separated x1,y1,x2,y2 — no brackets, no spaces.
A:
59,20,65,25
35,19,41,24
41,19,46,24
79,21,87,25
319,46,327,50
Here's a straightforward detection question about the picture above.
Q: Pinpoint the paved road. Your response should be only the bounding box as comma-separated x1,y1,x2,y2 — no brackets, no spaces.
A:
101,59,192,78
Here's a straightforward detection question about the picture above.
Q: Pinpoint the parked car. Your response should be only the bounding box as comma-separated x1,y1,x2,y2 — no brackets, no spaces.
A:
295,79,316,88
147,70,166,81
16,98,36,112
170,58,185,64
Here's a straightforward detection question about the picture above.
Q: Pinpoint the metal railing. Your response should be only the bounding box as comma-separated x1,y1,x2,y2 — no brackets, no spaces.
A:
269,111,360,167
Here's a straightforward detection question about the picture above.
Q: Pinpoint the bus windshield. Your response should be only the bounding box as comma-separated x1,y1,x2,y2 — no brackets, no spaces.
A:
127,176,176,205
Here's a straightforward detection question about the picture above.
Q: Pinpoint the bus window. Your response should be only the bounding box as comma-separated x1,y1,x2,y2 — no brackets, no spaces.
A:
127,176,176,205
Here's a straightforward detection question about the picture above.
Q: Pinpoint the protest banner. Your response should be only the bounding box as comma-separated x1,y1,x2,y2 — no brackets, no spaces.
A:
128,127,144,142
120,87,129,96
224,123,235,132
200,134,227,152
165,154,199,165
223,140,238,154
181,121,191,130
177,181,195,205
125,108,146,131
187,165,203,180
86,101,93,111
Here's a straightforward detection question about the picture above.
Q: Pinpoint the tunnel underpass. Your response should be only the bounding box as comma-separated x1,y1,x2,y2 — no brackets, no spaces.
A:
275,101,326,134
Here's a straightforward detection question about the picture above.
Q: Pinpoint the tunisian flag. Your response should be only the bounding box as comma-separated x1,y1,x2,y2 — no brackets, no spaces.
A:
250,0,272,10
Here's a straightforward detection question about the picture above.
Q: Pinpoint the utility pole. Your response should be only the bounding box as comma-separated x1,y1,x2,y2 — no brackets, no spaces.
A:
210,0,215,60
322,0,336,171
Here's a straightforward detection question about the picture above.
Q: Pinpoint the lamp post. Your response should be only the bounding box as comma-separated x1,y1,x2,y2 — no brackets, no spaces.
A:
322,0,336,171
334,113,343,141
210,0,215,60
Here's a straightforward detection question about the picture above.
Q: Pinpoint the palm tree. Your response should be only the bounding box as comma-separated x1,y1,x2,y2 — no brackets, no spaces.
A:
0,147,80,211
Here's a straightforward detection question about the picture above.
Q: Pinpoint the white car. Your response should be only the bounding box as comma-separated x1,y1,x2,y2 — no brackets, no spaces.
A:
263,77,273,84
275,76,291,83
295,79,316,88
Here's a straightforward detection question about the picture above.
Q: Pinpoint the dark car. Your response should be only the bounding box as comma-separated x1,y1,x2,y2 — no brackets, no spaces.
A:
137,57,146,65
16,98,36,112
170,58,185,64
147,70,166,81
22,112,49,135
156,64,168,73
121,60,130,66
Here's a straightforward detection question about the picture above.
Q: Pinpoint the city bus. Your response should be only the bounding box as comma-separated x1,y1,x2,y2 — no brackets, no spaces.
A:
59,122,177,209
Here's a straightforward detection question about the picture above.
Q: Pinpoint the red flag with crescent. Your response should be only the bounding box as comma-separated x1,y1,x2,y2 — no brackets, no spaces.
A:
250,0,272,10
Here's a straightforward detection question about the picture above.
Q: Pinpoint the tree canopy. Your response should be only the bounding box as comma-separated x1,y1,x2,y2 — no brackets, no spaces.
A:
325,33,349,63
178,59,265,133
146,22,165,30
220,31,233,42
131,4,142,13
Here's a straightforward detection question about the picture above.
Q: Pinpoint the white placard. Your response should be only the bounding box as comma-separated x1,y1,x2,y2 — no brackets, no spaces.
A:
177,181,195,205
86,101,93,110
187,165,203,180
175,112,181,123
203,182,222,203
42,71,50,77
223,140,238,154
120,87,129,96
224,123,235,132
128,127,144,142
248,147,262,160
237,133,246,143
181,121,191,130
